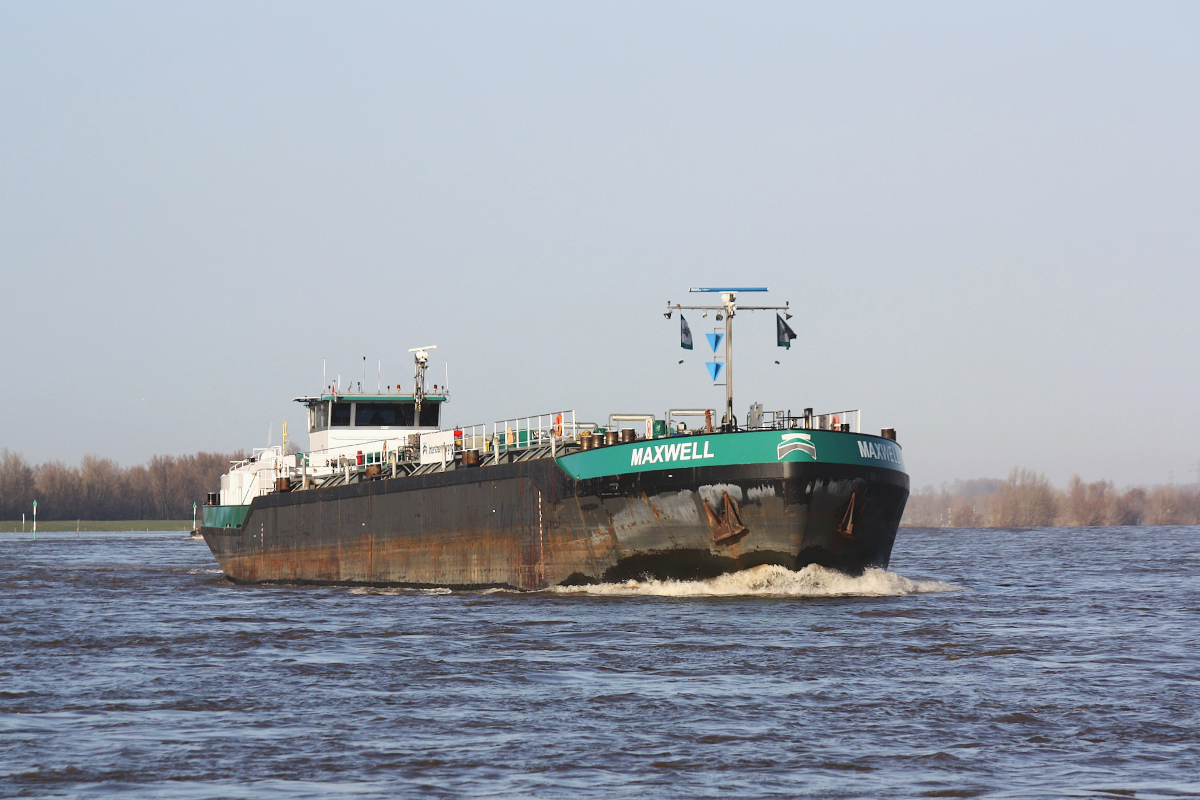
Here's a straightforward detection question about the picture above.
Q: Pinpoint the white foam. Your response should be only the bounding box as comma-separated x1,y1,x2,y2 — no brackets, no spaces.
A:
550,563,962,598
647,490,700,524
349,586,454,596
745,484,777,503
697,483,744,508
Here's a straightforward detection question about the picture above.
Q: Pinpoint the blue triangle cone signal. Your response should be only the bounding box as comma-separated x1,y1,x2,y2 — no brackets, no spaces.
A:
706,361,723,381
706,333,723,353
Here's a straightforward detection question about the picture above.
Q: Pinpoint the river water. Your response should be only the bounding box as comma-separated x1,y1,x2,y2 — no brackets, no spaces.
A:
1,527,1198,799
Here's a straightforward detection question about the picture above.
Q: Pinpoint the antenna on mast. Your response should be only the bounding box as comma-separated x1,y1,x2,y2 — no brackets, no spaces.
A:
664,287,790,431
409,345,438,422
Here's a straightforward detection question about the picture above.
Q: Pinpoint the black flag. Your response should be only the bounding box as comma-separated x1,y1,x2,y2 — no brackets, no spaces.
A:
777,314,796,349
680,315,693,350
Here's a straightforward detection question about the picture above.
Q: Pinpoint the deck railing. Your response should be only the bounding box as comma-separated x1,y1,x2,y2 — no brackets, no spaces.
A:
456,423,488,453
240,405,869,498
744,408,861,433
492,410,582,455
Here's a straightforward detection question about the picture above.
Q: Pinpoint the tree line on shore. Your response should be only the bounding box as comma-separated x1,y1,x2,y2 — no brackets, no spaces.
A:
0,449,243,521
903,468,1200,527
5,448,1199,528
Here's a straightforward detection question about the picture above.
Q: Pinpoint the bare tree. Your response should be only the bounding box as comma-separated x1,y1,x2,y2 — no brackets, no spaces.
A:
0,450,244,521
1064,475,1117,526
1144,486,1200,525
80,455,121,519
121,465,154,519
985,468,1058,527
146,455,177,519
1109,487,1146,526
0,449,35,519
903,479,1001,527
33,460,84,520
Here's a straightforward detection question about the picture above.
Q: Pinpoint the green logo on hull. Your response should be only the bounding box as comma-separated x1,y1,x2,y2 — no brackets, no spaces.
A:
777,432,816,459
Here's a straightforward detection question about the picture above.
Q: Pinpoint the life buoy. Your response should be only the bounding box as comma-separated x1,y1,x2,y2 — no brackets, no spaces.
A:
555,414,563,436
831,414,840,429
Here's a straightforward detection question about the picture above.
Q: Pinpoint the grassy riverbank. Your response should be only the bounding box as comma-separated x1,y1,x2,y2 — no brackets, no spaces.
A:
0,520,194,533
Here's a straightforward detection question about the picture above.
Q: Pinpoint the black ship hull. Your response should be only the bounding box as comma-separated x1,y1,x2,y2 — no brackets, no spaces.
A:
202,448,909,590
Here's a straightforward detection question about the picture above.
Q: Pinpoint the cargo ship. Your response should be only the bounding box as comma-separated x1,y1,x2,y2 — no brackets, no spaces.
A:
200,289,909,589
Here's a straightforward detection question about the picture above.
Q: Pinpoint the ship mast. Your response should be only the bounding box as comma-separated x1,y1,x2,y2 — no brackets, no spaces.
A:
409,345,437,420
665,287,790,430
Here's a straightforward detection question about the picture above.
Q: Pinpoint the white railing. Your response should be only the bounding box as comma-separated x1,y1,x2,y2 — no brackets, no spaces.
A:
241,403,870,497
493,410,582,454
607,414,657,439
816,409,861,433
302,438,399,468
666,408,718,434
744,408,862,433
456,423,488,453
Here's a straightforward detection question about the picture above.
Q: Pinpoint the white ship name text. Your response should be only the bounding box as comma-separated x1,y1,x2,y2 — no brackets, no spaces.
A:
631,440,715,467
857,440,901,463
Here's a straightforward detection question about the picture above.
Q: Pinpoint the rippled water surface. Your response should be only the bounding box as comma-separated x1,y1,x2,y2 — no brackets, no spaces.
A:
2,527,1199,799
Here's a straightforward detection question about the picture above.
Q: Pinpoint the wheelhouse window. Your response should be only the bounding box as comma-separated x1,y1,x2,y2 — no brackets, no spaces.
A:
355,403,405,427
419,403,440,427
331,402,352,427
309,402,330,433
342,402,438,427
398,404,415,426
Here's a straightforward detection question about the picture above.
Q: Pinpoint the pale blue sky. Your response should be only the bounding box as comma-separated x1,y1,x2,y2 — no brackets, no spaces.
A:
2,2,1197,487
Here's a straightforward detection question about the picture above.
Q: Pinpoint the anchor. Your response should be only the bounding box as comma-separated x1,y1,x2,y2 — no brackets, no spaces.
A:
705,491,748,543
837,491,859,539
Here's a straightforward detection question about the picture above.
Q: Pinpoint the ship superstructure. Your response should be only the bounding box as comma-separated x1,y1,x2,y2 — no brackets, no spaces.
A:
215,346,450,506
